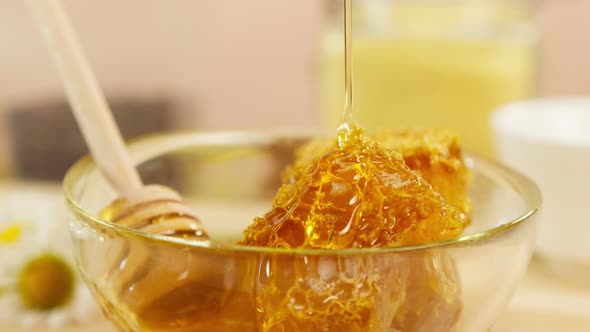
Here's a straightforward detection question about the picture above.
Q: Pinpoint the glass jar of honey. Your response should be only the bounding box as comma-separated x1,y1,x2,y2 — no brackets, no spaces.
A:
318,0,539,157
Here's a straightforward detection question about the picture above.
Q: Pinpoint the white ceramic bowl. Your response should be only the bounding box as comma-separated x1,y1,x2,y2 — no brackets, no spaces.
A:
492,97,590,280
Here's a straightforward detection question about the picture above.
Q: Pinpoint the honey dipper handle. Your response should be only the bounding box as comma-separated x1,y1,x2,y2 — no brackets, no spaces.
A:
28,0,143,194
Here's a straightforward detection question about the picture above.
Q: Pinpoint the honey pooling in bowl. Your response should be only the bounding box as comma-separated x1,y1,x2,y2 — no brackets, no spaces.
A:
240,125,469,331
97,186,256,331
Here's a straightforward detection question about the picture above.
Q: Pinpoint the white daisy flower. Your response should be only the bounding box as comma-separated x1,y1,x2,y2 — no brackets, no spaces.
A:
0,187,99,329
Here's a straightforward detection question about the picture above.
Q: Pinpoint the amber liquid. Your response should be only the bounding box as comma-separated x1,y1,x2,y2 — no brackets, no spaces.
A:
83,238,260,332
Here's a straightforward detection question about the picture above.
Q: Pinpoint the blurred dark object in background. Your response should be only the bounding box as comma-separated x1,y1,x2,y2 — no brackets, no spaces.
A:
7,97,180,182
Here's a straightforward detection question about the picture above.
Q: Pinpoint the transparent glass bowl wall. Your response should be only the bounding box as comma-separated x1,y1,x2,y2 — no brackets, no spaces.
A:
64,131,541,332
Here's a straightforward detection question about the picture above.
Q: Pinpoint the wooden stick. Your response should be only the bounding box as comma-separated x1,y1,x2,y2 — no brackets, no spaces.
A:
28,0,143,195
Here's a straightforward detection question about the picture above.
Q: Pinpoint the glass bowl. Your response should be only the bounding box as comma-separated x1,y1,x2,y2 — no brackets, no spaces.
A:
64,131,541,332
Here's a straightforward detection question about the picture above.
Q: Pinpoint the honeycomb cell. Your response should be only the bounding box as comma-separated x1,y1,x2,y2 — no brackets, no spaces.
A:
376,128,472,224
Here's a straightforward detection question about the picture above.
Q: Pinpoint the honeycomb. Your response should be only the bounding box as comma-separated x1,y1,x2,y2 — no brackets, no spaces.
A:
240,125,466,331
240,125,464,249
283,128,471,223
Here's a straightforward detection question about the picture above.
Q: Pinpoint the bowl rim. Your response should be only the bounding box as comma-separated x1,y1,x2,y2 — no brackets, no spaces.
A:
63,130,542,255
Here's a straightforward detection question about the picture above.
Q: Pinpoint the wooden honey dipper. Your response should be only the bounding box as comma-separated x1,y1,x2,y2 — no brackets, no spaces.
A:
28,0,222,317
28,0,208,242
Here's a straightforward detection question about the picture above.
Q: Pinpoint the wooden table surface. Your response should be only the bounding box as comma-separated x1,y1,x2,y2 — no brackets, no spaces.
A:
2,259,588,332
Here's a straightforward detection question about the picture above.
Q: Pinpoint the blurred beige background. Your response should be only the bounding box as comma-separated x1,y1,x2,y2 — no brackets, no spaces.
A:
0,0,588,130
539,0,590,95
0,0,322,130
